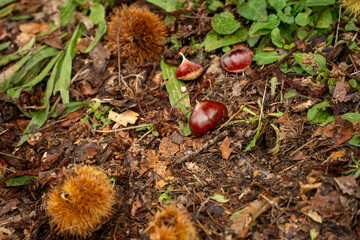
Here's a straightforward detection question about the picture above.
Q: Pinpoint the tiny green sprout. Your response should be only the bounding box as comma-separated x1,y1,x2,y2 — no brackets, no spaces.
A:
342,152,360,179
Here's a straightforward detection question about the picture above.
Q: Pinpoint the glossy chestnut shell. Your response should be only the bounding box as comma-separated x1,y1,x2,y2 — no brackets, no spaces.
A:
221,48,252,73
189,100,228,136
18,90,31,107
175,53,204,81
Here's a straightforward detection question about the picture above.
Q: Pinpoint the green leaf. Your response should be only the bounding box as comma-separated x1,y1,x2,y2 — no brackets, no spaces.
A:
6,175,37,187
210,193,229,203
161,60,191,136
314,8,332,29
54,27,81,103
307,100,333,124
146,0,182,12
4,46,57,90
0,0,17,8
253,51,286,65
237,0,267,21
60,0,76,27
293,53,327,75
208,0,224,11
84,21,107,53
249,14,280,36
271,27,285,48
349,134,360,147
244,121,263,152
0,3,15,18
345,21,360,31
204,28,247,52
295,8,312,26
89,3,105,24
277,10,294,24
0,37,35,67
0,41,10,51
342,112,360,123
211,12,241,35
268,0,286,12
304,0,335,6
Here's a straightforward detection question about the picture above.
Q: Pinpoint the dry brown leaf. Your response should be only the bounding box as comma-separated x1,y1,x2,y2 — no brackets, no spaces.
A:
219,136,233,160
299,182,322,195
109,110,139,127
159,137,179,157
304,210,322,223
231,194,281,238
333,81,350,102
311,189,343,217
323,149,346,163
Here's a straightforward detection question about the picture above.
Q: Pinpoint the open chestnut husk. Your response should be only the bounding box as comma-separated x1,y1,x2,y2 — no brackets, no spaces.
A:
221,48,252,73
175,53,204,81
189,100,228,136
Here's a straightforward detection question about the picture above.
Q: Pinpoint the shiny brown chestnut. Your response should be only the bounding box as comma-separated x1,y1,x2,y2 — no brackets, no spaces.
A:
18,90,31,107
175,53,204,81
189,100,228,136
221,48,252,73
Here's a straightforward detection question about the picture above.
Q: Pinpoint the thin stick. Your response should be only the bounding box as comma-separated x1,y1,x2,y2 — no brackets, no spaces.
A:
335,6,341,46
91,124,152,133
217,105,245,131
116,11,132,96
257,79,268,131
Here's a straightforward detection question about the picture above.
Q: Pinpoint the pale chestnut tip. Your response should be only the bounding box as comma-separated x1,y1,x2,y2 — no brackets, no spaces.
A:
221,47,252,73
175,53,204,81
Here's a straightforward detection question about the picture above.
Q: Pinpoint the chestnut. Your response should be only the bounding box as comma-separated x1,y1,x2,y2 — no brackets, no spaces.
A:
18,90,31,107
221,48,252,73
189,100,228,136
175,53,204,81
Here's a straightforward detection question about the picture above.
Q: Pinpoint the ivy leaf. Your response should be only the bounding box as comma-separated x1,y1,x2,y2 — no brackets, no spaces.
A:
211,12,241,35
204,28,248,52
307,100,333,124
237,0,268,21
249,14,280,36
253,51,286,65
271,27,285,48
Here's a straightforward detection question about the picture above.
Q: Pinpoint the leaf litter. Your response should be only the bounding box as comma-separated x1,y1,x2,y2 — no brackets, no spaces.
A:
0,0,360,239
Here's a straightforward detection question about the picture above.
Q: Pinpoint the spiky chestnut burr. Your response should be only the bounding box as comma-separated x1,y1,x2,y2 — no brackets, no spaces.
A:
45,165,116,238
106,4,167,64
146,204,198,240
341,0,360,17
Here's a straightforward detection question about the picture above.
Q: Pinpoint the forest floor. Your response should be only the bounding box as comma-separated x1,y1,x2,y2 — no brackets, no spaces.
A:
0,0,360,239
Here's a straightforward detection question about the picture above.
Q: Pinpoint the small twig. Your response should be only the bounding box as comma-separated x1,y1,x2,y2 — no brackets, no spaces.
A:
289,138,317,157
335,6,341,46
278,159,306,174
257,79,268,131
175,130,229,164
0,151,22,160
116,11,129,97
217,105,245,131
91,124,152,133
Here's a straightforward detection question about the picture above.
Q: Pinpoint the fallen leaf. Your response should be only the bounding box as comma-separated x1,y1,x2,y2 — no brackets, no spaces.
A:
311,189,343,217
304,210,322,223
299,182,322,194
219,136,233,160
231,194,281,238
323,149,346,163
109,110,139,127
159,137,179,157
333,81,350,102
